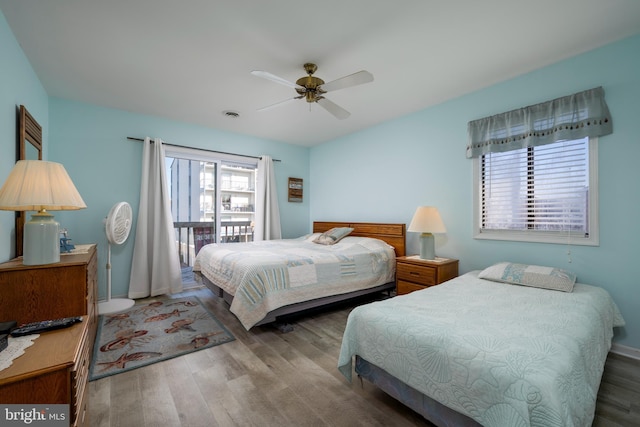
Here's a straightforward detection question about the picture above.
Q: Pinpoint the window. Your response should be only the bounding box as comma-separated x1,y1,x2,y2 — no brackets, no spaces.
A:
473,137,598,245
467,87,611,246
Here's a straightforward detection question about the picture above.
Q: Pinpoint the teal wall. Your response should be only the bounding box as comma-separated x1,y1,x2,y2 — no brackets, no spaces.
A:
49,98,310,302
0,9,48,262
310,34,640,350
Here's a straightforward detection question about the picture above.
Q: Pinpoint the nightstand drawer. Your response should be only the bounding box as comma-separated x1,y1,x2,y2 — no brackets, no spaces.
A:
397,263,436,286
397,280,434,294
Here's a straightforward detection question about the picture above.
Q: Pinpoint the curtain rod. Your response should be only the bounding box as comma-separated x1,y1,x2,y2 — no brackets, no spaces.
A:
127,137,281,162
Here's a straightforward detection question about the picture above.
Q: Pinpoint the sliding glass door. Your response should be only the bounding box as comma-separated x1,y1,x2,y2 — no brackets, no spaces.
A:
164,147,257,273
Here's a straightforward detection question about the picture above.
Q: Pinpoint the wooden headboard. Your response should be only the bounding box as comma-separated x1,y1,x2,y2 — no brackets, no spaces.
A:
313,221,406,257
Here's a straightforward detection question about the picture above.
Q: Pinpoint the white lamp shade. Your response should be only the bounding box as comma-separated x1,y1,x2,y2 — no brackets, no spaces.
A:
408,206,446,234
0,160,86,265
0,160,86,211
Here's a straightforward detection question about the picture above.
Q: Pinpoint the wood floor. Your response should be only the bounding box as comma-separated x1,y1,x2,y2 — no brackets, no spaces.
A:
88,287,640,427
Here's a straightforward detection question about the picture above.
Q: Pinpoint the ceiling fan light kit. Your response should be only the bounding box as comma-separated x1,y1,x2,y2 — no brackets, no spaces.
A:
252,63,373,119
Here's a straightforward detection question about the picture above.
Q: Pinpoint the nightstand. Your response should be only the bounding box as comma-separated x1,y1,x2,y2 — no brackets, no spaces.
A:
396,256,459,295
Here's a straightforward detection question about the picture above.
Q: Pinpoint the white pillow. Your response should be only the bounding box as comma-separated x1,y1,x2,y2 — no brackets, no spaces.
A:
478,262,576,292
312,227,354,245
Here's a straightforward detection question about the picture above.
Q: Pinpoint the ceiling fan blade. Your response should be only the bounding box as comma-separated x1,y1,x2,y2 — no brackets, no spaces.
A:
316,97,350,120
251,70,301,89
320,70,373,93
257,95,303,112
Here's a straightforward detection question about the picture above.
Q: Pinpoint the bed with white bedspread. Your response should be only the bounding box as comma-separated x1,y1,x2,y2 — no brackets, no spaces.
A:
338,268,625,427
194,222,404,329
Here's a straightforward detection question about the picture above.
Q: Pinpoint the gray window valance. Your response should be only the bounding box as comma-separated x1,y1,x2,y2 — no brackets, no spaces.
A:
466,86,612,159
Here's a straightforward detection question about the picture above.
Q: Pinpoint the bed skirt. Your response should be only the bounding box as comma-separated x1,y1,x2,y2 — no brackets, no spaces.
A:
355,356,481,427
196,271,394,327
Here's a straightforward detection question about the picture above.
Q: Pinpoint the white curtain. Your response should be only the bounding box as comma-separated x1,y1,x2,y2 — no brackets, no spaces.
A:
128,137,182,298
254,155,282,241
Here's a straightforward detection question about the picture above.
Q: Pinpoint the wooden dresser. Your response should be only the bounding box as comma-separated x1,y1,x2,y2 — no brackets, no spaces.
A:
0,244,97,427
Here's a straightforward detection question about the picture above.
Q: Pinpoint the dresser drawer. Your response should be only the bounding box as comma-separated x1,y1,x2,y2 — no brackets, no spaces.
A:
71,320,91,426
397,280,434,294
396,262,436,286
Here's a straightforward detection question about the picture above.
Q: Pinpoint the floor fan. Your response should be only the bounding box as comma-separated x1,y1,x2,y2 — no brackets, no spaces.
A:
98,202,135,314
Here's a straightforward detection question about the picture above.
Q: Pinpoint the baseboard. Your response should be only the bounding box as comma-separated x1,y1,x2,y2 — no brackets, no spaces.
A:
611,343,640,360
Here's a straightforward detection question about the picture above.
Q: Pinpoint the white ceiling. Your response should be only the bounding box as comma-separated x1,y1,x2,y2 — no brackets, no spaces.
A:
2,1,640,147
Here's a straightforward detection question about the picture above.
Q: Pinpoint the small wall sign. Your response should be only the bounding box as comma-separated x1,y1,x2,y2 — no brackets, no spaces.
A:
288,177,303,202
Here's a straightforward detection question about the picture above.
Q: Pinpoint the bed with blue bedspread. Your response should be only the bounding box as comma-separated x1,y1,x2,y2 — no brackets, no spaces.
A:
338,267,625,427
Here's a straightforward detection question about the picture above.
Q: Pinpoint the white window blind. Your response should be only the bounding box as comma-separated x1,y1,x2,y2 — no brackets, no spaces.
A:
476,137,598,245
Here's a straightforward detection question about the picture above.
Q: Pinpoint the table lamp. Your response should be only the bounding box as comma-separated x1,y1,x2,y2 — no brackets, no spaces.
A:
0,160,87,265
408,206,446,260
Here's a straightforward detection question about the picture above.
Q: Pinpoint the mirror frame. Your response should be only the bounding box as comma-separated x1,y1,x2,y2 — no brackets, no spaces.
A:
16,105,43,257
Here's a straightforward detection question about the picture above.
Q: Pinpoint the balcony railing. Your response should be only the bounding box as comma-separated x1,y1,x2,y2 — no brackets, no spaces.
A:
174,220,254,266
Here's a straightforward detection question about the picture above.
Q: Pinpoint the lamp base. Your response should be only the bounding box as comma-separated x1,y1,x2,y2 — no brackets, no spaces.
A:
99,298,135,315
419,232,436,260
24,211,60,265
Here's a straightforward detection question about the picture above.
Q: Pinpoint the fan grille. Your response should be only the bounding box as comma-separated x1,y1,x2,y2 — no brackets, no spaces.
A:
106,202,132,245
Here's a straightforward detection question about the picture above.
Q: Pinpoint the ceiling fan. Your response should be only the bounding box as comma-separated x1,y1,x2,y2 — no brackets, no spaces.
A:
251,63,373,120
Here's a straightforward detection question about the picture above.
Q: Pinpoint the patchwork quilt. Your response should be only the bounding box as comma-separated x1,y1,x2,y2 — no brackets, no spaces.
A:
338,271,625,427
194,234,395,329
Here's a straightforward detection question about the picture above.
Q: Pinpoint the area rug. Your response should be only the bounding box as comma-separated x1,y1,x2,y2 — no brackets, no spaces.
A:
89,296,234,381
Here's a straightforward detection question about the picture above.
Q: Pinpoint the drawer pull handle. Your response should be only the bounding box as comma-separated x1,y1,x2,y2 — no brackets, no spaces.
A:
409,272,420,276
